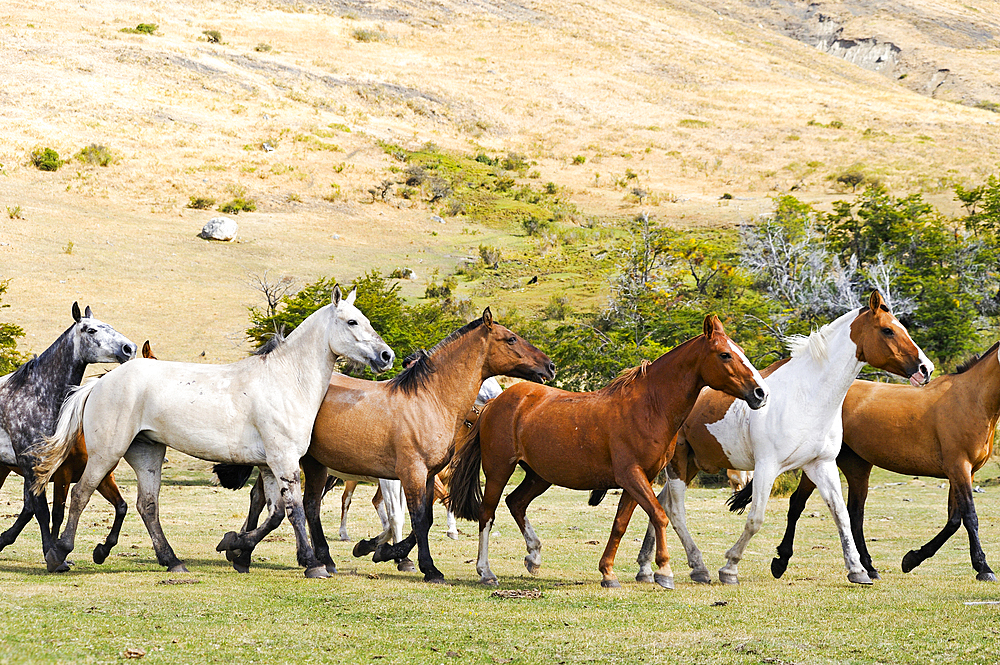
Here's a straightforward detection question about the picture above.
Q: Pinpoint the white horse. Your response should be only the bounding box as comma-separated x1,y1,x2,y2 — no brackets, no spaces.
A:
636,291,934,586
33,286,394,577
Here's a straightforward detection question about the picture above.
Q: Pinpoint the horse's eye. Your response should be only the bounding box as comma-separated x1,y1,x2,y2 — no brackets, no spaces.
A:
720,352,732,360
507,336,517,345
881,327,894,336
347,320,358,327
87,328,97,335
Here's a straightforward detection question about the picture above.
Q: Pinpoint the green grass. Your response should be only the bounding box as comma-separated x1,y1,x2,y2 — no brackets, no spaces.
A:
2,459,1000,663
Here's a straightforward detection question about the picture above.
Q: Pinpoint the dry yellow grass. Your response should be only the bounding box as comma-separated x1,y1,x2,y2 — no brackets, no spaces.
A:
1,0,998,359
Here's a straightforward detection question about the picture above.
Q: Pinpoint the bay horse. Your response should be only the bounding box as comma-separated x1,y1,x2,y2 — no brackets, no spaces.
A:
634,291,933,586
770,341,1000,582
449,315,769,589
216,308,554,582
33,286,393,577
0,340,157,564
0,303,136,568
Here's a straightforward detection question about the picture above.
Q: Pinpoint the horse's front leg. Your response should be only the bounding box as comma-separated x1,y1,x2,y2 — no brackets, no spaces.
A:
618,466,674,589
275,458,328,578
339,479,357,541
399,468,443,583
638,466,709,584
719,464,779,585
0,477,35,553
771,471,817,579
600,490,639,588
124,441,187,573
301,456,337,574
803,459,872,585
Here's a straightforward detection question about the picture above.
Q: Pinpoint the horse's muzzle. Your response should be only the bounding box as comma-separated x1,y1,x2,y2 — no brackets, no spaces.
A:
535,361,556,383
116,343,137,363
745,386,768,410
370,349,395,374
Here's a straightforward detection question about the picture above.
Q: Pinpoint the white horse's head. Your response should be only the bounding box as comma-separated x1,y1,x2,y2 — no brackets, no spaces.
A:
329,286,395,373
70,302,137,365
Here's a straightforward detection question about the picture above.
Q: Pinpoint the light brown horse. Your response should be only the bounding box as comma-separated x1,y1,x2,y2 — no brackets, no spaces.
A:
449,315,769,588
217,308,554,582
634,292,933,586
0,341,155,563
771,342,1000,582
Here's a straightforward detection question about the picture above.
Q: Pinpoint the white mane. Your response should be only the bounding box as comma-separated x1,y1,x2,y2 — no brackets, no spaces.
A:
784,308,861,363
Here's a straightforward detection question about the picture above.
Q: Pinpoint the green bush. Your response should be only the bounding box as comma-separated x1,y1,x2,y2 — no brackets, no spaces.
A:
188,196,216,210
0,279,26,374
218,197,256,214
203,29,222,44
30,147,63,172
75,144,115,167
120,23,157,35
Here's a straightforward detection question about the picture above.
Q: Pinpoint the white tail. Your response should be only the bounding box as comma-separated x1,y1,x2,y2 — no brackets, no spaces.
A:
31,379,99,495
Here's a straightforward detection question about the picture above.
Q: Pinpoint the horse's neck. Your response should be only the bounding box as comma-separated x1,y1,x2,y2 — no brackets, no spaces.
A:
642,338,706,435
957,348,1000,419
267,307,339,398
37,329,87,395
421,331,489,415
788,319,864,415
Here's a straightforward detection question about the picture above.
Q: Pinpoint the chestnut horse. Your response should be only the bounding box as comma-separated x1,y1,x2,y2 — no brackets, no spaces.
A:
634,291,933,586
771,342,1000,583
0,341,156,564
449,315,769,589
217,308,554,582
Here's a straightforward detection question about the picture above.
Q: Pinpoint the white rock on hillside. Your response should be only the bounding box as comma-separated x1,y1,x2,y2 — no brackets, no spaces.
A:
199,217,238,241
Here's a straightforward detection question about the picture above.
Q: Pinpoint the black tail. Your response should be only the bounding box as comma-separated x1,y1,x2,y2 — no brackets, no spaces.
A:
448,416,485,522
727,482,753,514
213,464,256,490
588,489,607,506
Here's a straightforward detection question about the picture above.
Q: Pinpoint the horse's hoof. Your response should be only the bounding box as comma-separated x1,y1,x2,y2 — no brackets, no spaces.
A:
635,571,654,584
424,572,446,584
396,558,416,573
718,570,739,585
354,538,377,558
690,569,712,585
93,544,109,565
480,576,499,586
233,561,250,574
653,573,675,590
168,563,189,574
977,571,997,582
770,557,788,579
601,578,621,589
305,566,330,579
54,561,71,573
524,558,540,576
326,563,338,575
901,550,921,573
338,535,351,542
45,550,67,573
216,531,239,553
868,568,881,581
446,531,459,540
848,571,873,585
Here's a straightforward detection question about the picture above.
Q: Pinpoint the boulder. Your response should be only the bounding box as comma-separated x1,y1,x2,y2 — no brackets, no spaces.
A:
199,217,238,241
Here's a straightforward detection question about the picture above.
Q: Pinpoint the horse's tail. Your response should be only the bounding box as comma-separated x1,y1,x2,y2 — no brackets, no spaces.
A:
588,489,607,506
32,380,99,495
727,481,754,514
448,415,485,522
213,464,255,490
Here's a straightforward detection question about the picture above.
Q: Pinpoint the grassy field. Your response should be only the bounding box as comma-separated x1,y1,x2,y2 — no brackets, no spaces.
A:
2,458,999,664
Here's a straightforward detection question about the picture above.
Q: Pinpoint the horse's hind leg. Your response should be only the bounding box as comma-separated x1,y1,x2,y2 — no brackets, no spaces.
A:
803,459,871,585
217,469,289,573
407,472,443,583
956,477,996,582
124,441,187,573
339,480,357,541
771,471,817,579
719,464,780,585
301,456,337,574
505,466,552,577
92,471,128,565
0,477,36,553
600,489,640,589
639,465,709,584
50,467,71,537
616,465,674,589
840,451,878,579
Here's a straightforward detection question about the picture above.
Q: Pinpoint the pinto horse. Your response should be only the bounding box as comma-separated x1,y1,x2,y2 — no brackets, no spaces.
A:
771,342,1000,583
634,291,933,586
449,315,769,588
217,308,553,582
33,286,393,577
0,303,136,568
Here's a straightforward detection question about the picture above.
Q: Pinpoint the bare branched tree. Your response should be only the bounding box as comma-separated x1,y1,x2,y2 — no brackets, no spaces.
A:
246,270,296,319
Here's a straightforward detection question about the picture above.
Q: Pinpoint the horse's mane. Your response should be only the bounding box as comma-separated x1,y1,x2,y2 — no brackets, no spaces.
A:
254,331,286,357
2,355,40,393
953,341,1000,375
601,360,651,394
784,308,858,363
387,318,485,395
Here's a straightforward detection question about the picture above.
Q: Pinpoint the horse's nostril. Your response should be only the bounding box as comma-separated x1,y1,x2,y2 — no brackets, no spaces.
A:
753,387,766,400
919,364,929,377
381,350,392,363
123,344,135,357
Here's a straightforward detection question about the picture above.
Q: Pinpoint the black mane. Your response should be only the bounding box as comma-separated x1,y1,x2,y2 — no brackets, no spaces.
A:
254,330,286,357
3,355,40,393
954,341,1000,375
386,318,485,395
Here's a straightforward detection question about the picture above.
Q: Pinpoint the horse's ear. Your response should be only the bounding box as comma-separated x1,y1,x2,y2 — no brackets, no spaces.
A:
482,307,493,328
868,290,884,312
332,284,342,306
711,315,726,336
702,315,715,337
142,341,153,359
346,288,357,306
84,305,93,319
72,302,82,323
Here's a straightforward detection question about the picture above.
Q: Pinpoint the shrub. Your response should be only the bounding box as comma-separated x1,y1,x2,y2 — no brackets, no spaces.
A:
254,42,272,52
522,216,551,236
218,197,256,214
30,147,63,172
351,26,388,42
6,205,23,220
203,29,222,44
0,279,26,374
834,168,867,192
75,144,115,167
479,244,501,267
572,155,586,165
188,196,216,210
120,23,157,35
322,183,341,202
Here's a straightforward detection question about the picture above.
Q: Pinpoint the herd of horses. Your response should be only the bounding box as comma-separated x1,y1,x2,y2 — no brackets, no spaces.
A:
1,286,997,590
